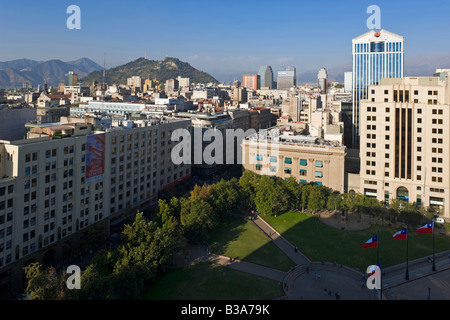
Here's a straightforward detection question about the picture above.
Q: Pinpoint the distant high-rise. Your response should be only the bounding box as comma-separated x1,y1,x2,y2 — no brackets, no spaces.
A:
277,66,296,90
257,66,273,89
127,76,142,88
318,68,328,94
352,29,404,148
242,74,260,91
344,72,352,93
65,71,78,86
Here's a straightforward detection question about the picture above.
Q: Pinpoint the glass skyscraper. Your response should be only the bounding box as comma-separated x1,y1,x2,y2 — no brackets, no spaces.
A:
277,66,296,90
258,65,274,89
351,29,404,148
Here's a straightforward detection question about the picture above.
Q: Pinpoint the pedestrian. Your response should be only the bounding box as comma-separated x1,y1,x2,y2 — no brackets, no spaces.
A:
323,288,327,296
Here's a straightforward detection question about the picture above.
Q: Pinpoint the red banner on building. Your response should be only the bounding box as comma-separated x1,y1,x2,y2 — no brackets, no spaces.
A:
86,133,105,182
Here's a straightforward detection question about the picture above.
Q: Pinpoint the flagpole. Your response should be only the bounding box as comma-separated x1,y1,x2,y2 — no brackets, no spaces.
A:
376,231,379,266
405,228,409,280
432,223,436,271
378,231,382,300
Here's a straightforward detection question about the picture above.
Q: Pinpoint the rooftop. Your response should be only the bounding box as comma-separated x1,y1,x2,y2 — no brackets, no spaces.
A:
245,126,345,149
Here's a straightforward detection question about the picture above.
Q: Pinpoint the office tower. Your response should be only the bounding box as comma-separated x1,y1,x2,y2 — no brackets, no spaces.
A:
344,72,352,93
242,74,260,91
359,70,450,219
257,66,274,89
318,68,328,94
277,66,296,90
65,71,78,86
352,29,404,148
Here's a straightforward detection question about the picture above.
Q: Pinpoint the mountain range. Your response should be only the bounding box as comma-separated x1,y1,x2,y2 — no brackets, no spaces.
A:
80,57,219,86
0,58,103,88
2,53,450,88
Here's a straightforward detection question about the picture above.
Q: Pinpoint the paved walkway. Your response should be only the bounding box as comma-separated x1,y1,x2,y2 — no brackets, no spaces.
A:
178,214,450,300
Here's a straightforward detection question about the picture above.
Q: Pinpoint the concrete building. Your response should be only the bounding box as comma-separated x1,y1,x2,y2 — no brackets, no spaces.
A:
0,116,191,296
0,106,37,141
177,76,190,89
242,127,346,192
277,66,296,90
165,79,179,93
352,29,404,148
242,75,260,91
71,101,147,117
344,72,353,93
318,68,328,94
65,72,78,86
359,70,450,220
127,76,142,89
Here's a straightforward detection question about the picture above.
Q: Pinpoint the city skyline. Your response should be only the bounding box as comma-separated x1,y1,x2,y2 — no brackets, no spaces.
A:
1,0,450,83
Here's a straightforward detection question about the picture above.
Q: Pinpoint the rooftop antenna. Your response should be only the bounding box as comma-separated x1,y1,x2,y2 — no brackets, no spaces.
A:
102,53,106,99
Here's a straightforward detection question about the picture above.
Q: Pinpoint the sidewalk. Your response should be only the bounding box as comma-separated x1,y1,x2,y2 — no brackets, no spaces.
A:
204,254,285,282
252,216,310,266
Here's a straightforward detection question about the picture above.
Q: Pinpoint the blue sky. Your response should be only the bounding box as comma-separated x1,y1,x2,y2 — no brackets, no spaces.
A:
1,0,450,81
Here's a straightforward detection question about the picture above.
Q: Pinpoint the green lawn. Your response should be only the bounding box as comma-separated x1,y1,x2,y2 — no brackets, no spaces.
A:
262,211,450,272
144,262,284,300
208,216,294,271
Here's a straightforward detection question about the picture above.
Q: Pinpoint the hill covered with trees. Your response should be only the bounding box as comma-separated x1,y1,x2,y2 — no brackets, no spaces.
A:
81,57,219,85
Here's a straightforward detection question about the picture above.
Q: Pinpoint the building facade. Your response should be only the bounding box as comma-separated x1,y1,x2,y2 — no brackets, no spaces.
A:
277,66,296,90
352,29,404,148
242,75,260,91
257,66,274,89
0,116,191,295
359,71,450,219
242,127,346,192
318,68,328,94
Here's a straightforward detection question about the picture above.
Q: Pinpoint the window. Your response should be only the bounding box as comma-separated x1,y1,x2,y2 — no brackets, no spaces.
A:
255,164,262,171
256,154,263,161
299,170,307,176
269,156,277,162
315,171,323,178
315,160,323,168
300,159,307,166
284,157,292,164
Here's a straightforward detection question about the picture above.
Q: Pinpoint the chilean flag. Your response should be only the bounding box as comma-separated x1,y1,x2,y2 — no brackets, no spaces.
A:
393,228,407,240
362,235,378,249
416,222,434,234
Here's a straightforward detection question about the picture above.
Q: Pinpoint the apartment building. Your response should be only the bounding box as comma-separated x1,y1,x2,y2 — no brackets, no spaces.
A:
242,127,346,192
359,70,450,219
0,116,191,295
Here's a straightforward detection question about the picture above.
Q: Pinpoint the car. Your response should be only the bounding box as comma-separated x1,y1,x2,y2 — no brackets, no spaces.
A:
433,217,445,224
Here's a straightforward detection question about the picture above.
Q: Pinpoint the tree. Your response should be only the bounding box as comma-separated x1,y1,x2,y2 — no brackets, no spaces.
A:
209,178,240,218
307,184,326,213
180,196,218,244
238,170,260,209
272,178,291,216
24,262,67,300
284,176,300,211
299,183,310,212
327,191,343,213
254,175,277,216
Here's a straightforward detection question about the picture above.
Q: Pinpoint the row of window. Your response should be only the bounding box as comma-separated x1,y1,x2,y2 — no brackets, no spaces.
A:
255,165,324,177
255,155,323,167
